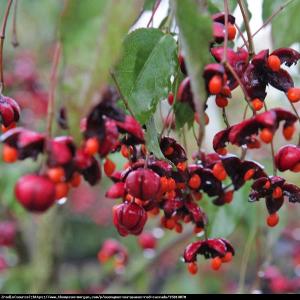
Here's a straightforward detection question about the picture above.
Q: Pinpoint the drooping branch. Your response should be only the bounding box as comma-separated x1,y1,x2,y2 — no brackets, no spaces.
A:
0,0,13,93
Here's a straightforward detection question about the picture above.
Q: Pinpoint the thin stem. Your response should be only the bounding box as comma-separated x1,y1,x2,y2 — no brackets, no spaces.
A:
222,0,229,63
237,0,255,58
235,24,249,51
238,219,257,293
222,107,230,128
11,0,18,47
147,0,161,28
0,0,13,93
224,62,254,112
264,103,277,175
242,103,249,120
270,139,277,175
241,0,295,48
110,72,135,117
46,42,61,138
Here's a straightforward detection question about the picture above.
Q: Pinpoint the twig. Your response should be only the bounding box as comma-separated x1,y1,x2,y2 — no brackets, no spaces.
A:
46,42,61,138
0,0,13,93
110,71,135,117
264,103,277,175
222,108,230,128
147,0,162,28
222,0,229,63
241,0,295,48
238,220,257,293
237,0,255,58
235,24,249,51
11,0,18,47
242,103,249,120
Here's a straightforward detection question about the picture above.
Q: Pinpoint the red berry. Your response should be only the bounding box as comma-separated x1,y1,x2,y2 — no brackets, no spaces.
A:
267,55,281,72
216,147,227,156
187,262,198,275
168,92,174,105
177,162,187,172
1,122,16,133
70,172,81,187
211,257,222,271
188,174,201,189
121,145,130,158
2,145,18,163
193,192,203,201
212,163,227,181
251,98,263,111
283,125,295,140
138,232,156,250
227,23,236,40
85,137,99,155
221,252,233,263
175,223,183,233
272,186,283,199
0,221,17,247
168,178,176,191
104,158,116,177
55,182,69,199
194,226,203,234
292,162,300,172
113,202,147,236
259,128,273,144
15,174,56,212
267,213,279,227
243,169,255,181
287,87,300,103
164,146,174,156
160,176,169,193
125,168,161,200
264,181,271,189
208,75,222,95
215,96,228,108
224,190,234,204
47,167,65,183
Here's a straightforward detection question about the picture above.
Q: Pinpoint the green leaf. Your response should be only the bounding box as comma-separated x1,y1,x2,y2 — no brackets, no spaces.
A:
208,0,238,13
209,187,251,238
262,0,281,21
173,102,194,129
59,0,142,109
262,0,300,47
144,0,156,10
145,117,165,160
172,0,212,119
115,28,178,124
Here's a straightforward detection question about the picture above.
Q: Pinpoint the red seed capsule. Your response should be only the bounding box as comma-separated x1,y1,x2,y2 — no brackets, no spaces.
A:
267,55,281,72
208,75,222,95
125,168,161,200
267,213,279,227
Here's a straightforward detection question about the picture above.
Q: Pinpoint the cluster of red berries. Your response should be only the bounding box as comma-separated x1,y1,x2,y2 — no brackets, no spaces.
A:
2,6,300,278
